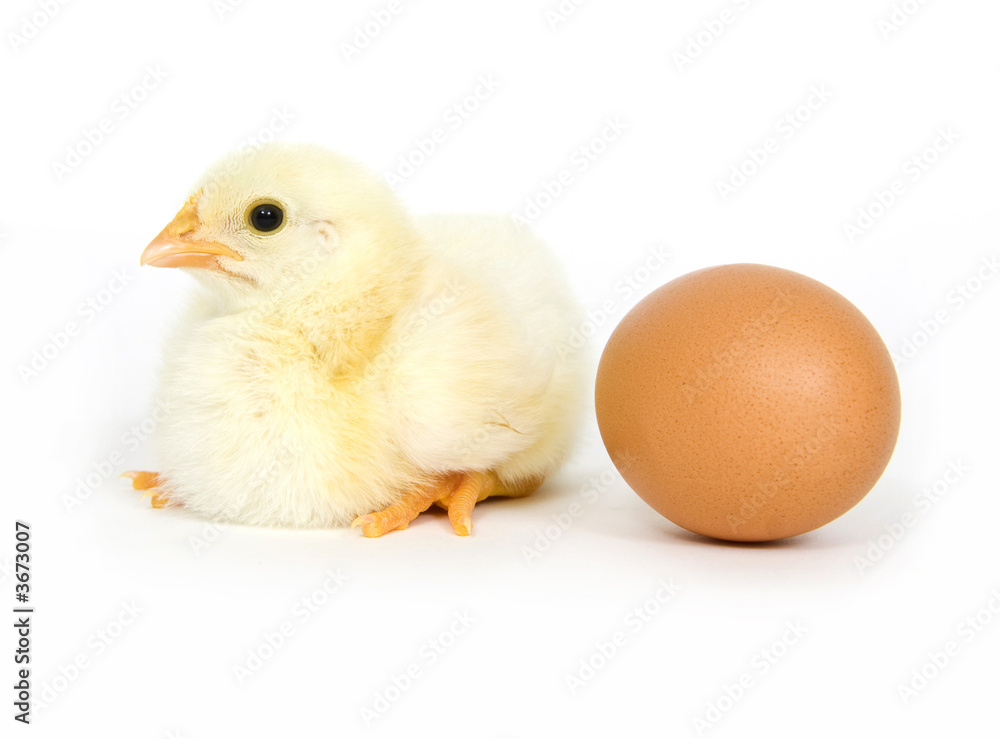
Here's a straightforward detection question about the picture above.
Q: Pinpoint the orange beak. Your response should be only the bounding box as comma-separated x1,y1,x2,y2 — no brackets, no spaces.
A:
141,197,243,270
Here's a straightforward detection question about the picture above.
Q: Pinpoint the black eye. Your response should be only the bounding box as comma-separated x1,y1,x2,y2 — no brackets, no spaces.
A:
248,202,284,233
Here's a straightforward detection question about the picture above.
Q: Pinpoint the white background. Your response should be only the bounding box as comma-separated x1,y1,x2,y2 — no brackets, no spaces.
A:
3,0,999,736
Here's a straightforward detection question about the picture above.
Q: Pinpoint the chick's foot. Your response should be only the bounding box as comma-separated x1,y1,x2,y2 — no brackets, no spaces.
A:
353,470,524,538
121,470,178,509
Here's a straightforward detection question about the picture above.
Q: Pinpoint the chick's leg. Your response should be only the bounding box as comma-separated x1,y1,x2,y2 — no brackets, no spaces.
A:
121,470,177,509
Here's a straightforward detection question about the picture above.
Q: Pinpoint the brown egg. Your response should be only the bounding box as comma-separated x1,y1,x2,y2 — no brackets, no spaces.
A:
595,264,901,542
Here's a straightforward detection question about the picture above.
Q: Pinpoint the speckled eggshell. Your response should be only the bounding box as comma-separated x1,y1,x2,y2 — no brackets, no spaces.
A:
595,263,901,542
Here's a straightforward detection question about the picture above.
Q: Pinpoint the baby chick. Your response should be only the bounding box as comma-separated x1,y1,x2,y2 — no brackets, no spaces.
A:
125,142,584,536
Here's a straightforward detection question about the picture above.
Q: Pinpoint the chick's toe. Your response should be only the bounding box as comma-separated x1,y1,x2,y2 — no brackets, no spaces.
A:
351,476,458,538
353,470,544,538
121,470,178,509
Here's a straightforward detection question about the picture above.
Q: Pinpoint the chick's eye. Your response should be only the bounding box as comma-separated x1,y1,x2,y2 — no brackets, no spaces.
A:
247,203,284,233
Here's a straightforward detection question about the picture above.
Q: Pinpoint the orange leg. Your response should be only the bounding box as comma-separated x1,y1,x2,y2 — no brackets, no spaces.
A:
121,470,177,509
352,471,544,538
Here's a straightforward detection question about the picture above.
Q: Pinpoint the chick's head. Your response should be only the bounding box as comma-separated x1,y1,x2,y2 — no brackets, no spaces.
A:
141,142,415,306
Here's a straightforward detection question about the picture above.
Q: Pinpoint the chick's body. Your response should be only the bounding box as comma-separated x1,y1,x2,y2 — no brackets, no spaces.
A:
144,144,583,531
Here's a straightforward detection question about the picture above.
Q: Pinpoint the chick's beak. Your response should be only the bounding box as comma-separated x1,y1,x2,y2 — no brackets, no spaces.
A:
141,199,243,269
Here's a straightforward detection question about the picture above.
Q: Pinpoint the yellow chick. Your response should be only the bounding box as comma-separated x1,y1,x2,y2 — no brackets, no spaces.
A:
125,143,584,536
